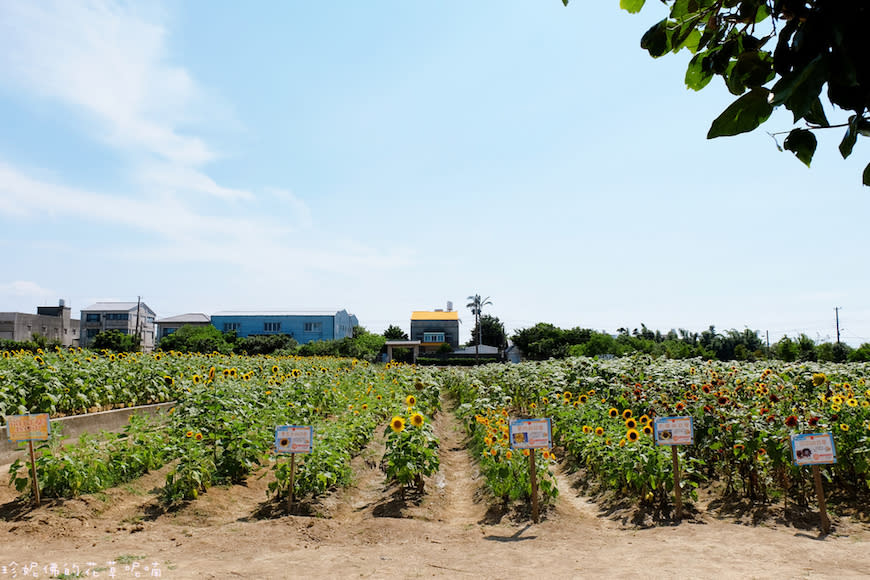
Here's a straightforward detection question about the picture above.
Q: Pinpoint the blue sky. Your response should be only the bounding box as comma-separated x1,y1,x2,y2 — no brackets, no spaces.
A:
1,1,868,346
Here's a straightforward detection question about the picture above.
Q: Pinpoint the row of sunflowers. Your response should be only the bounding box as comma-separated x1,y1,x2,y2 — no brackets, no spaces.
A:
445,356,870,512
4,350,438,506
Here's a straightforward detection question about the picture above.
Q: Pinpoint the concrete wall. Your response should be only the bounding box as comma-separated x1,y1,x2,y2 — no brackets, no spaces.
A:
0,310,80,346
0,402,174,464
80,308,155,351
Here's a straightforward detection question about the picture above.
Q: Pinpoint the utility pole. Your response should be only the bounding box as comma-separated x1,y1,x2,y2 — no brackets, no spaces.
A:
765,330,770,360
135,296,142,352
834,307,842,345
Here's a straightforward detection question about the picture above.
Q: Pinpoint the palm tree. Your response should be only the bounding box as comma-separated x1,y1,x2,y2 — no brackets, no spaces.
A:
466,294,493,365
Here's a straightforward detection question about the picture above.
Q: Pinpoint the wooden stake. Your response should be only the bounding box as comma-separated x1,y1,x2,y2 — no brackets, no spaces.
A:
671,446,682,520
287,453,297,513
812,465,831,534
528,450,539,524
28,440,40,506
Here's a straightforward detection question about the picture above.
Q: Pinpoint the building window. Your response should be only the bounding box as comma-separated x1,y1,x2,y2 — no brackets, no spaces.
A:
304,322,322,333
423,332,445,343
86,313,100,322
264,322,281,332
105,313,129,321
223,323,241,332
86,329,99,338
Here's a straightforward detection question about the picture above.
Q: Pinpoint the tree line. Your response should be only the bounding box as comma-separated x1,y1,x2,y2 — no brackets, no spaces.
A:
511,322,870,363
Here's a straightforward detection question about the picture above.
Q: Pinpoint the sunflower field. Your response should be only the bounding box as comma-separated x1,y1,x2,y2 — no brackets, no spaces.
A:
3,349,438,506
446,356,870,512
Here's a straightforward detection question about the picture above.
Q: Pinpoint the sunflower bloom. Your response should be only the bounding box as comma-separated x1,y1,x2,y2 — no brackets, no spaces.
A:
625,418,638,430
626,429,640,442
505,450,512,460
410,413,425,428
595,427,604,436
195,433,203,441
185,430,194,438
622,409,633,419
840,423,849,432
608,408,619,418
390,416,406,433
406,394,417,407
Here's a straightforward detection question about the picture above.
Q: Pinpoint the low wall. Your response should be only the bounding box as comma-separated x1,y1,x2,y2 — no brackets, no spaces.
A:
1,402,174,464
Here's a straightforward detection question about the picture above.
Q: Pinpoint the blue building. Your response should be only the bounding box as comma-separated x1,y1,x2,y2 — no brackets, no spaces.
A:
209,309,359,344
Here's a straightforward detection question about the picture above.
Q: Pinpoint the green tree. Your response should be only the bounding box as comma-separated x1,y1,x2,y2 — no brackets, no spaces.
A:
848,343,870,362
467,314,508,349
92,329,140,353
568,332,622,357
512,323,568,360
158,325,235,354
235,333,296,356
383,325,409,340
773,336,799,362
563,0,870,185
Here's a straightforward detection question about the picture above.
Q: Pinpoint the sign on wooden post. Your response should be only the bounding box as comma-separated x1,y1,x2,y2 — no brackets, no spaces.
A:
274,425,313,511
653,416,694,520
791,432,836,534
509,418,552,524
5,414,51,506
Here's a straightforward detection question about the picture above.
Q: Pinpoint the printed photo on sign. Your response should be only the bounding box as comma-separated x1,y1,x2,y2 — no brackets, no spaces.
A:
509,418,552,450
274,425,313,454
6,414,51,442
791,433,837,466
653,416,694,446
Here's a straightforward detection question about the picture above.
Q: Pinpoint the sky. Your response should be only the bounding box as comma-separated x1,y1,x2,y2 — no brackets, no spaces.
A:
1,1,868,347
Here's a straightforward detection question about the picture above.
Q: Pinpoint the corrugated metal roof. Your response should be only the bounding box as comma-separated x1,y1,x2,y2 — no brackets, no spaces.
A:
157,313,210,324
212,310,341,317
82,302,154,313
411,311,459,321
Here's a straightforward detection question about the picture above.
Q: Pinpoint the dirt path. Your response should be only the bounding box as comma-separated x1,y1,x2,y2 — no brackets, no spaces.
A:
2,401,870,578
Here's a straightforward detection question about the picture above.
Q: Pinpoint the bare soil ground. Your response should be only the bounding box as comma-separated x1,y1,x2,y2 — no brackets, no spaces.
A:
2,402,869,579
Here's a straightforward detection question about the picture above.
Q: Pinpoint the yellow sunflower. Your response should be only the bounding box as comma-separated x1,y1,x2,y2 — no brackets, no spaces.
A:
390,416,406,433
406,394,417,407
627,429,640,442
410,413,425,428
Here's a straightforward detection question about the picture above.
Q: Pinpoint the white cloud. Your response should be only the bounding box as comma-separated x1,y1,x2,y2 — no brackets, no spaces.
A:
0,0,415,294
0,281,58,312
265,188,314,230
0,1,228,195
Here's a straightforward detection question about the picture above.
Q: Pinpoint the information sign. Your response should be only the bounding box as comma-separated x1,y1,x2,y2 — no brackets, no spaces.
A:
653,416,694,446
274,425,313,454
509,418,552,450
6,414,51,442
791,433,837,466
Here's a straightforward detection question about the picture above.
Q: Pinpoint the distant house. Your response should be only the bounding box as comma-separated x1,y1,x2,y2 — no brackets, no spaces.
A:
80,302,156,351
209,309,359,344
0,299,80,346
156,313,211,342
410,309,460,353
